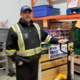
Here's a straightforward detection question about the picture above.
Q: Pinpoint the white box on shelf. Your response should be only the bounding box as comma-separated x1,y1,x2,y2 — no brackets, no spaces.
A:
49,44,67,59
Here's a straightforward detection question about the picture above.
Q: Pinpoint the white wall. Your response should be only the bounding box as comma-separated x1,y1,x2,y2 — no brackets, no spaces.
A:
0,0,20,27
20,0,31,8
34,0,44,6
0,0,31,27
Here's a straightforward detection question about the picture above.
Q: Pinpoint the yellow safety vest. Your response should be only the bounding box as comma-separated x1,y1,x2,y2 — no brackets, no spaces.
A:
6,23,52,57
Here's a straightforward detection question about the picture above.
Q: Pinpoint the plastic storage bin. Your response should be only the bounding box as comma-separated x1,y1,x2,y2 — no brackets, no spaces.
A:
66,8,80,15
52,8,60,15
32,5,53,17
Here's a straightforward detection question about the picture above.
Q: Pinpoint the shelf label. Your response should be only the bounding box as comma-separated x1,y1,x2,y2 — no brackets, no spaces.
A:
43,20,48,27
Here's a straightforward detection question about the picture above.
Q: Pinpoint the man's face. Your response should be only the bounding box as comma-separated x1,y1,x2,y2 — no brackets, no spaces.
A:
20,9,32,22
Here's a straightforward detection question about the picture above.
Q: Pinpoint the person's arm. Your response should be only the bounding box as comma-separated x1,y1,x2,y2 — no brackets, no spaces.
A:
40,26,67,44
6,27,20,64
40,26,59,44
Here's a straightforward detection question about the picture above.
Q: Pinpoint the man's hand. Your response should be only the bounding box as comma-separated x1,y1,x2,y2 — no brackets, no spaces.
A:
18,61,23,66
58,39,67,44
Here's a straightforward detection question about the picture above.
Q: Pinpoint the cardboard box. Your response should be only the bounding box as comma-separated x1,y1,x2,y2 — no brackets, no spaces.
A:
62,21,72,25
74,55,80,72
74,55,80,64
62,21,72,29
67,0,80,9
69,29,74,40
74,64,80,72
52,25,61,29
51,23,62,29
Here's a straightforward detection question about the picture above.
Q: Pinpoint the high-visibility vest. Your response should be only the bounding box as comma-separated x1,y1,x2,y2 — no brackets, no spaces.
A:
6,23,52,57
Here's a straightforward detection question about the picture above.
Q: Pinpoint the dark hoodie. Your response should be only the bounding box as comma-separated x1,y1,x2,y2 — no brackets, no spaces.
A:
6,18,59,65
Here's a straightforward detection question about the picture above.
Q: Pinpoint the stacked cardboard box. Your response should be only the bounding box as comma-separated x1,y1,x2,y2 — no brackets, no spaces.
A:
62,21,75,40
74,55,80,72
51,21,75,40
52,21,73,30
52,23,62,29
52,25,61,29
61,21,72,29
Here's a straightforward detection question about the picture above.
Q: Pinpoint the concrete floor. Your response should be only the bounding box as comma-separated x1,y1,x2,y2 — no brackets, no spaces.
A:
74,74,80,80
0,74,80,80
0,70,80,80
0,75,16,80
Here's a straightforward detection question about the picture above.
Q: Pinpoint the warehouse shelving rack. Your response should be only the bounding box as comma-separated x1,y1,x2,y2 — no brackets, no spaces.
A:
31,0,80,29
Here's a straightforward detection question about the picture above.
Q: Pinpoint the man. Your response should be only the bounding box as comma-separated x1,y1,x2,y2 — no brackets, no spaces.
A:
6,5,67,80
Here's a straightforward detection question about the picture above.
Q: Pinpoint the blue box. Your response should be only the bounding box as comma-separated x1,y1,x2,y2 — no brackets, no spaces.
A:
44,30,51,35
52,8,60,15
66,8,80,15
32,5,53,17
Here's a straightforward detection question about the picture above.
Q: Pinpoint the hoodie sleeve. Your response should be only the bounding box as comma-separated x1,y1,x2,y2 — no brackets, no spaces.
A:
40,26,59,44
6,27,20,64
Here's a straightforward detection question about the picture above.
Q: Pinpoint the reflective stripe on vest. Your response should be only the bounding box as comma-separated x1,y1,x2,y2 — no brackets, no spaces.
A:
11,23,41,56
12,23,25,51
33,23,41,42
44,35,52,43
17,47,41,57
6,49,16,56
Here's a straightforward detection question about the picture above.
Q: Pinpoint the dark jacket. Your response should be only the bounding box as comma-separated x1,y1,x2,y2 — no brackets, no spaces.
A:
6,19,58,65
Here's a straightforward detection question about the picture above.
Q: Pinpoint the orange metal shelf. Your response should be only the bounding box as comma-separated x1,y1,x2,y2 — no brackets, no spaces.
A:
32,14,80,21
31,0,79,29
31,0,80,21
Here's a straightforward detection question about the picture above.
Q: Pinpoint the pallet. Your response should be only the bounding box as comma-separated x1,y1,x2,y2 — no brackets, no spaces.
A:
66,8,80,15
